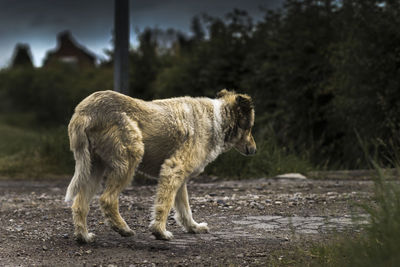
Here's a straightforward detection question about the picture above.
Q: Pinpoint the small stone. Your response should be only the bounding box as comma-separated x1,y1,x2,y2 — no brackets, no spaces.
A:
275,173,307,179
255,203,265,210
85,249,92,254
216,200,225,205
42,246,48,251
62,234,69,239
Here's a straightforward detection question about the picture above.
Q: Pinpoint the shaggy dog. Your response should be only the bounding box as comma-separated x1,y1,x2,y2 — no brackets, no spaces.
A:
65,89,256,243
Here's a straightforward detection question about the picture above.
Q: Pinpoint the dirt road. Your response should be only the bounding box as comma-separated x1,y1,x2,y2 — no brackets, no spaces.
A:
0,177,373,266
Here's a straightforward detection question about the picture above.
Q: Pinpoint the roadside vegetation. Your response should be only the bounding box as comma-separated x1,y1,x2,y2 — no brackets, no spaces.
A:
307,132,400,266
267,138,400,266
303,167,400,267
0,114,72,178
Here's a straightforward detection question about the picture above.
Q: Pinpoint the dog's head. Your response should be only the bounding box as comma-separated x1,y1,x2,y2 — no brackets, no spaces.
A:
217,89,257,156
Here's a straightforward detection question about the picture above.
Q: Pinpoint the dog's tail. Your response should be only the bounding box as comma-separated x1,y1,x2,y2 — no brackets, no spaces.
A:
65,114,92,202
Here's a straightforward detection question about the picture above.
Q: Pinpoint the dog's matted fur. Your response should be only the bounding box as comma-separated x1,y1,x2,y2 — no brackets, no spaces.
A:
65,89,256,242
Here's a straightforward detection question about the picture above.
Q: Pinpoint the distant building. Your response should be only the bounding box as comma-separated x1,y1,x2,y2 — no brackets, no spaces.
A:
11,43,34,68
43,31,96,68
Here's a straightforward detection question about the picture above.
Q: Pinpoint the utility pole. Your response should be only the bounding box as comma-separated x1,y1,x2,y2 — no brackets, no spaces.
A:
114,0,130,95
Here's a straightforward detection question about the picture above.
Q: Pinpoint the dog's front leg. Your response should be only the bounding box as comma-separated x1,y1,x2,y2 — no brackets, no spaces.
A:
174,182,209,233
149,157,188,240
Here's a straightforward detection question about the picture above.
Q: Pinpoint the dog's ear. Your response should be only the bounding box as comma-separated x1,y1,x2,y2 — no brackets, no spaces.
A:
236,95,254,129
236,95,254,115
216,89,229,98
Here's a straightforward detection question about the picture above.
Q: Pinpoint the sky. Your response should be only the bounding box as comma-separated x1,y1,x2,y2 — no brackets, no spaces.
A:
0,0,283,68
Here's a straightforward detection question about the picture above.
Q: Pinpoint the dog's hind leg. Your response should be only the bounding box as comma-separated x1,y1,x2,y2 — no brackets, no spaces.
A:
174,182,209,234
71,160,103,243
72,190,96,243
98,116,144,237
99,161,138,237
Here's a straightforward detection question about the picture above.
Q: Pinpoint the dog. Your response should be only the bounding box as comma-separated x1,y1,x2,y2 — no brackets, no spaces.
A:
65,89,256,243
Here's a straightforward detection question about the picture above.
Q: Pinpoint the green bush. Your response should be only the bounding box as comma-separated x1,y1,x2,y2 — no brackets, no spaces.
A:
0,65,113,125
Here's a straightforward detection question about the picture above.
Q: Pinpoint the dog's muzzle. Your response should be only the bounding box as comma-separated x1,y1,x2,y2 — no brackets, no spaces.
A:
246,146,257,155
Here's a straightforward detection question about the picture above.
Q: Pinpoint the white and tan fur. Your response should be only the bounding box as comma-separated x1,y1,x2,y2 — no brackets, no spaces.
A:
65,89,256,243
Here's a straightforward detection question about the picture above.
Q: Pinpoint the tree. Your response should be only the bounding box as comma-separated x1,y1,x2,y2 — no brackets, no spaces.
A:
11,44,34,68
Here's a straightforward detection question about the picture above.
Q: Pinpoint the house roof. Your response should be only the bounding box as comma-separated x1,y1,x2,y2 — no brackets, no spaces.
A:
43,30,97,66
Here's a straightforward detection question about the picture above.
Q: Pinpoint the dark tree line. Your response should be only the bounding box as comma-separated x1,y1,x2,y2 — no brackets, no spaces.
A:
1,0,400,170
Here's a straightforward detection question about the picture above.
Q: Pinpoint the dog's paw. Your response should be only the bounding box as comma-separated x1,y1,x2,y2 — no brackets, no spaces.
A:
112,225,135,237
75,232,96,243
120,228,136,237
188,222,209,234
152,230,174,240
149,222,174,240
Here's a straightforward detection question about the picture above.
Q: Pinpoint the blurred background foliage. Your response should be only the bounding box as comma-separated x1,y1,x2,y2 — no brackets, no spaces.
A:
1,0,400,178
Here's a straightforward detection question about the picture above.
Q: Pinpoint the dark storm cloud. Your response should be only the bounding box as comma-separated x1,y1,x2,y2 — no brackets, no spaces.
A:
0,0,283,67
0,0,112,35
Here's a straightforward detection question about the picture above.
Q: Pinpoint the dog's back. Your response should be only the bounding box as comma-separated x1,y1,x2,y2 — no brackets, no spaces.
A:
69,90,225,177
